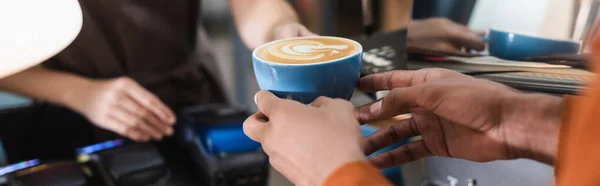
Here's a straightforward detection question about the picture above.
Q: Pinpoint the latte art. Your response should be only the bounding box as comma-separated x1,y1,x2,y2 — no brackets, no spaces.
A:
273,41,348,61
256,37,359,64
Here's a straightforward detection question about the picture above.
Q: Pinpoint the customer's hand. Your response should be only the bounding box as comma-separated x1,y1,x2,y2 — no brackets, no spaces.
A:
272,22,317,40
244,91,365,186
407,18,485,56
356,68,562,168
70,77,175,142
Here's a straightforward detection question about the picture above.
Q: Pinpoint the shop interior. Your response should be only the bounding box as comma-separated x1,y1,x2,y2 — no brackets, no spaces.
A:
0,0,597,185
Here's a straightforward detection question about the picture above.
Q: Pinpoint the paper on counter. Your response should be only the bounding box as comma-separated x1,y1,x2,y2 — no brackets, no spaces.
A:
446,56,571,69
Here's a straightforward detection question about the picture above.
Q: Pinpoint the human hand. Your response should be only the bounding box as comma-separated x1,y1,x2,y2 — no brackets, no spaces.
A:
272,22,317,40
407,18,485,56
356,68,562,168
69,77,176,142
244,91,365,186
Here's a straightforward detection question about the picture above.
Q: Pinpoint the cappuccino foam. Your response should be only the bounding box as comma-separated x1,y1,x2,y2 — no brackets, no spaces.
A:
256,37,359,64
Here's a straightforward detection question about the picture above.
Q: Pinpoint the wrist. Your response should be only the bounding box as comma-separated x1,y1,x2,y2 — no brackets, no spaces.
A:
313,146,366,185
502,93,563,164
60,77,94,112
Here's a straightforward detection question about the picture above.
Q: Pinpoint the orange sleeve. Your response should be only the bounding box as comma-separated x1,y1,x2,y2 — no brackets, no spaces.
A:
554,95,574,180
322,161,392,186
555,32,600,185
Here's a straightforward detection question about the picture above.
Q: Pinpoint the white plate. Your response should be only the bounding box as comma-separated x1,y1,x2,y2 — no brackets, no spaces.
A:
0,0,82,78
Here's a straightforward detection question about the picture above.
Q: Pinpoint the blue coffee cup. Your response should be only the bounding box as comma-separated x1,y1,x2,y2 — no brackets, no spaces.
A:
483,29,581,61
252,36,362,104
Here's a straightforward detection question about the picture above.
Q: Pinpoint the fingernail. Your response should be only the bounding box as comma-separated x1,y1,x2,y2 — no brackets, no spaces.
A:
254,93,258,105
165,128,173,136
370,101,382,115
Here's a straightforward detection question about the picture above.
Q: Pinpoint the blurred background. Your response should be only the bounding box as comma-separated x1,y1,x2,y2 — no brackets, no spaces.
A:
0,0,599,186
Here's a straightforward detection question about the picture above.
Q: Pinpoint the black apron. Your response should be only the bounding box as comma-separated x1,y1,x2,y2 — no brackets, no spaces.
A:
44,0,226,109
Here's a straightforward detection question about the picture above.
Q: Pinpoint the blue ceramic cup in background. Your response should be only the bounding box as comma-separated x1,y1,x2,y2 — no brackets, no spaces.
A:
252,36,362,104
484,29,581,61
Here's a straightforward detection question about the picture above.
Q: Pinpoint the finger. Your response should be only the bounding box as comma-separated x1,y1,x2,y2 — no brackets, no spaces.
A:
310,96,333,107
450,26,486,51
474,30,486,36
243,112,270,143
356,86,424,123
357,69,466,92
368,140,432,169
135,119,166,141
447,42,470,54
110,108,163,140
117,96,173,136
363,117,420,155
125,83,175,124
105,116,150,142
254,90,284,116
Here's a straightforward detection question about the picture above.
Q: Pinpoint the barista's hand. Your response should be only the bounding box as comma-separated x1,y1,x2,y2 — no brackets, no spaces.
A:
244,91,365,186
356,68,562,168
407,18,485,55
272,22,317,40
70,77,176,142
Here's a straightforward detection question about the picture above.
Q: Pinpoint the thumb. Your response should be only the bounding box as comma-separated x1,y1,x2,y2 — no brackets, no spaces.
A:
254,90,283,116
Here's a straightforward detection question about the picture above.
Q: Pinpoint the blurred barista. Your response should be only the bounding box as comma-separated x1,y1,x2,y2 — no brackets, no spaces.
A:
0,0,315,159
379,0,485,55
